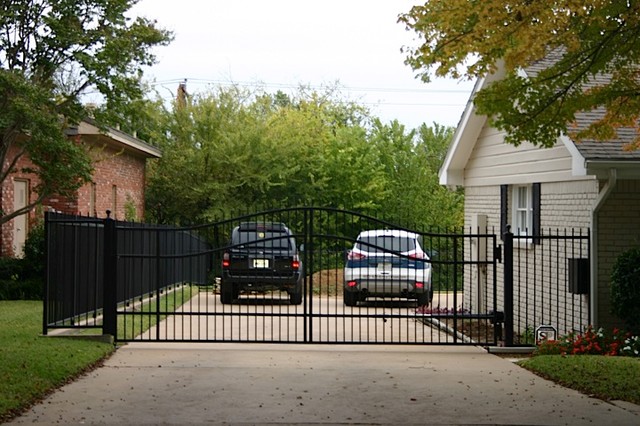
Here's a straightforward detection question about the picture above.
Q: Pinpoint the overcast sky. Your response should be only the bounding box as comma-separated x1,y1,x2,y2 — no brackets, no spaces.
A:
129,0,474,129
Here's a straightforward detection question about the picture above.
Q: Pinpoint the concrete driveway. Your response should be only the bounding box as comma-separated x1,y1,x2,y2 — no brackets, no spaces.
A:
9,342,640,425
138,293,456,344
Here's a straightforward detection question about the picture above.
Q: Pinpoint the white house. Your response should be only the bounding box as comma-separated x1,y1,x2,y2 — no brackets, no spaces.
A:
440,57,640,336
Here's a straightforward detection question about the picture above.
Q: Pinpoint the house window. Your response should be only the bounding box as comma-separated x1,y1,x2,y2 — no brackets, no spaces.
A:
501,183,541,242
111,185,117,218
513,185,532,235
90,183,97,217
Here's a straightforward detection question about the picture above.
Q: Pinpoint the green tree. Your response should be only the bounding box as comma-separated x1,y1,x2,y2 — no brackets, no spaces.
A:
0,0,171,224
145,86,271,224
144,84,463,230
399,1,640,148
260,89,384,211
371,120,462,230
145,86,386,224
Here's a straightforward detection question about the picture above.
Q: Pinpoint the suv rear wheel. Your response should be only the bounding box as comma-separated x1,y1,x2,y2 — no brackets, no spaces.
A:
416,292,430,306
344,291,359,307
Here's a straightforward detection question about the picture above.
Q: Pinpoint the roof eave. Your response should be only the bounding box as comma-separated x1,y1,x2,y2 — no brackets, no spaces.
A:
585,160,640,179
439,64,508,189
438,78,487,188
78,118,162,159
558,134,589,177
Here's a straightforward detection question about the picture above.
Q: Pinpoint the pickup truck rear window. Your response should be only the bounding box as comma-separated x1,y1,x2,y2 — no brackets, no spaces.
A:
237,231,290,249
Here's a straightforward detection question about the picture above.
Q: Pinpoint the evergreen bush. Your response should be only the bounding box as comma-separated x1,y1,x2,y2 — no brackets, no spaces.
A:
611,247,640,334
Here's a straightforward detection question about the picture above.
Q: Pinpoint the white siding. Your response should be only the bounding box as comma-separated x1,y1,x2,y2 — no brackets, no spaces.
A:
464,126,576,187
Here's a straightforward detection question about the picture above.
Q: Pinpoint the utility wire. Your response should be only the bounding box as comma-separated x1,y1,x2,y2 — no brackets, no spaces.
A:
148,77,472,95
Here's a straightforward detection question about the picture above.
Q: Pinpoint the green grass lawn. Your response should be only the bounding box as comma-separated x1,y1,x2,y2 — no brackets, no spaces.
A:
117,285,196,340
519,355,640,405
0,301,115,422
0,286,197,422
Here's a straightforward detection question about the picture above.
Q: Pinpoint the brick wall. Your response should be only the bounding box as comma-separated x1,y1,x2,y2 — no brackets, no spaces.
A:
0,146,41,257
462,186,504,333
462,179,597,337
1,137,150,256
76,144,147,220
539,180,597,229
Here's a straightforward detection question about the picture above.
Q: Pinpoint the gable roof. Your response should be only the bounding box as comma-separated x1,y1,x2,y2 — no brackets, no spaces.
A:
440,60,640,186
439,67,506,187
65,117,162,159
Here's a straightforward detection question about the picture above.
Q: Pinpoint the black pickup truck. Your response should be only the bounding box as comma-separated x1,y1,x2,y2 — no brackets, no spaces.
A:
220,222,303,304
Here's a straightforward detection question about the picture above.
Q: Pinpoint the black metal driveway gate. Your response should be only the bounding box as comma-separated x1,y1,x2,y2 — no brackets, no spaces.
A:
45,208,503,345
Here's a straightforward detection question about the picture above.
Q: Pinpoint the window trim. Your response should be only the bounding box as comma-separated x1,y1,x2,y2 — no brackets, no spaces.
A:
500,183,541,244
512,184,533,236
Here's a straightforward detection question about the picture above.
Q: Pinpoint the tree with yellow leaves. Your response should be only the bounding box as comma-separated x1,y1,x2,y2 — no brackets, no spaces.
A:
399,1,640,149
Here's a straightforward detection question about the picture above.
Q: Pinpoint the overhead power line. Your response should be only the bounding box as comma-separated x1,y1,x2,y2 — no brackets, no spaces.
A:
148,77,472,96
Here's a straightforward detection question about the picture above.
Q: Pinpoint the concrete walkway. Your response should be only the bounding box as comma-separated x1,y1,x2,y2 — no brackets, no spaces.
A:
9,343,640,425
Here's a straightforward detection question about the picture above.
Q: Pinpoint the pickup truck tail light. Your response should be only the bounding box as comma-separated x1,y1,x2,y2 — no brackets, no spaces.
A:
292,255,300,271
222,252,230,268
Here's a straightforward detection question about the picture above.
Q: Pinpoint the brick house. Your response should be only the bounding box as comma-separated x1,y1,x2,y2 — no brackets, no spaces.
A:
439,60,640,334
1,118,161,257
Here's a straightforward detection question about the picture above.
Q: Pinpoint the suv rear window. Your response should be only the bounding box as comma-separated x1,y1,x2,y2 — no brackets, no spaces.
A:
356,236,416,253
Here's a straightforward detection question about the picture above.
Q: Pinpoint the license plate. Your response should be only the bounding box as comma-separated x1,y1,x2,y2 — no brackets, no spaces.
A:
377,262,392,273
253,258,269,268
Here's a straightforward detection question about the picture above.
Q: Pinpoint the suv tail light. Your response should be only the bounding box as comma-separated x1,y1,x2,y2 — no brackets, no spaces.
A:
222,252,230,268
415,282,424,289
348,251,366,260
409,252,427,260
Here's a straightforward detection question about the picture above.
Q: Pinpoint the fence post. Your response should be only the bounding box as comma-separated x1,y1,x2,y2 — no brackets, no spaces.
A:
103,211,117,337
42,211,51,336
305,208,313,343
452,235,459,344
503,226,514,346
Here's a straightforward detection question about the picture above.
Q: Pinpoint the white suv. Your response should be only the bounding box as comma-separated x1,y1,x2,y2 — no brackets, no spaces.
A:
343,229,432,306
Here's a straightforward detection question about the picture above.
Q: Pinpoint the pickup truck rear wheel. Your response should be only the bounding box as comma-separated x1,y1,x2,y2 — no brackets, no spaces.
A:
220,282,235,304
289,290,302,305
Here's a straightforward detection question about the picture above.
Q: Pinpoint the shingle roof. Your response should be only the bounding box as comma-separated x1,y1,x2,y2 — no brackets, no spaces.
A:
66,118,162,159
571,110,640,161
525,51,640,162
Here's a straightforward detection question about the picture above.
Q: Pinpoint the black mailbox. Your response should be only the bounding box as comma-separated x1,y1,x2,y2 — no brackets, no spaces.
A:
568,258,590,294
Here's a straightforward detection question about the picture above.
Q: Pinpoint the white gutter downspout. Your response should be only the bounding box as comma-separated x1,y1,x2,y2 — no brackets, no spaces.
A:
590,168,617,328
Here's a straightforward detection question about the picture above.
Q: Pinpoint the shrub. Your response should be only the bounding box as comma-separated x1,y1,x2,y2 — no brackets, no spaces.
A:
610,247,640,334
0,224,45,300
0,257,24,299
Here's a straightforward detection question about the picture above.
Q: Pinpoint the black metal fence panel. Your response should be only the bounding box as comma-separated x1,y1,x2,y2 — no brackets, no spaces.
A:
44,208,589,346
116,223,211,303
44,212,210,332
111,208,501,345
510,229,591,343
44,213,104,329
